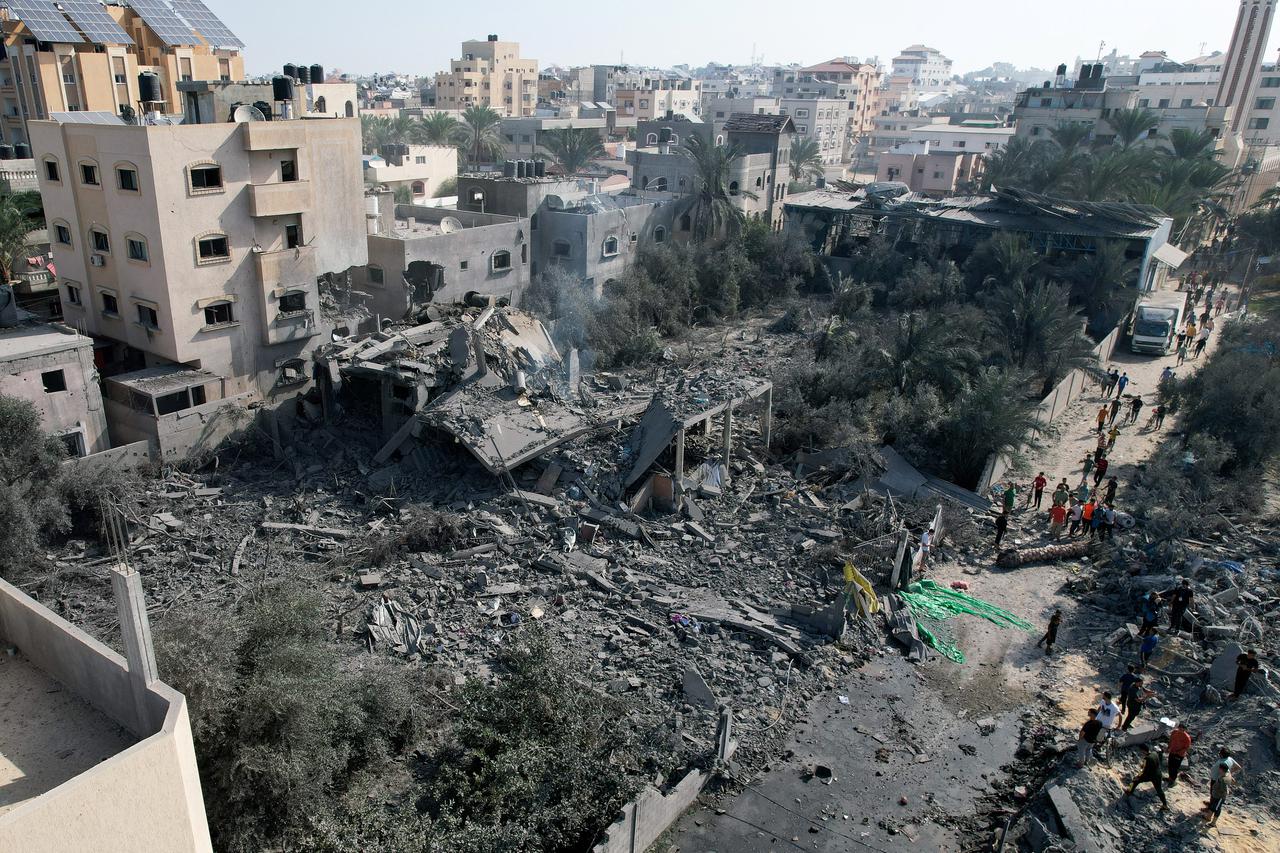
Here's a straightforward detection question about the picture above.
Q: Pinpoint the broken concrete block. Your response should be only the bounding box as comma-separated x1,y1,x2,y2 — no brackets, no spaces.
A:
1202,625,1238,640
1116,722,1159,748
684,521,715,543
683,666,718,709
1046,785,1099,852
1213,587,1240,605
358,573,383,589
1210,642,1244,691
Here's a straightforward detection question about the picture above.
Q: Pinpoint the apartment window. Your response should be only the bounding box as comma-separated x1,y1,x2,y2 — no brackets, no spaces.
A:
491,250,511,271
1181,99,1193,108
112,56,127,85
602,236,619,256
54,223,72,245
272,291,313,321
369,265,385,284
646,132,658,145
1039,98,1052,108
137,304,159,329
552,239,571,258
204,302,234,326
117,166,139,192
197,234,230,262
415,156,426,164
955,140,966,148
126,236,148,262
219,58,231,82
933,171,944,179
1031,126,1042,136
281,159,297,182
460,260,469,270
102,293,119,315
65,284,81,305
1250,117,1271,130
795,108,809,118
1262,77,1280,88
43,158,60,182
41,369,66,393
179,57,193,82
1158,98,1171,109
285,224,301,249
1138,99,1150,108
90,229,110,253
80,162,99,185
1257,97,1277,111
189,163,224,192
797,125,808,133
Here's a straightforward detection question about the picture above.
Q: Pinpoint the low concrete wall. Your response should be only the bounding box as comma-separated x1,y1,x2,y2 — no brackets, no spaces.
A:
105,394,255,461
977,324,1123,494
0,579,212,853
63,440,152,472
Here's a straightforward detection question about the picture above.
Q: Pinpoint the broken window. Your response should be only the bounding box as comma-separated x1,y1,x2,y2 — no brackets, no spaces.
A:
369,266,385,284
65,284,81,305
155,390,190,416
59,432,83,457
137,304,159,329
680,213,691,232
286,224,301,249
654,226,667,243
279,291,307,313
278,359,306,385
602,236,619,256
80,162,99,185
204,302,234,326
281,159,297,182
41,369,66,393
55,223,72,245
102,293,119,315
728,181,739,196
491,250,511,271
117,167,139,191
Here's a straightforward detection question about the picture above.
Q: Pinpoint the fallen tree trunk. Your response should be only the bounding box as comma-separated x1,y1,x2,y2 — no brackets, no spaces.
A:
996,539,1095,568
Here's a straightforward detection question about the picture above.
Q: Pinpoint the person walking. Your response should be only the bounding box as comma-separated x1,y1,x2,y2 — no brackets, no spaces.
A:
1032,472,1047,509
1097,691,1122,733
1232,649,1261,699
994,511,1009,549
1167,579,1193,634
1102,503,1118,541
1037,609,1062,655
1104,368,1120,396
1049,501,1067,539
1194,335,1208,359
1093,455,1109,487
1153,403,1167,429
1122,678,1155,730
1053,479,1070,507
1125,744,1169,810
1068,498,1084,536
1176,339,1189,365
1077,708,1103,767
1107,423,1121,449
1096,405,1108,434
1104,476,1118,505
1002,481,1017,516
1140,593,1163,632
1128,395,1144,425
919,525,933,567
1081,451,1095,483
1139,629,1160,669
1185,318,1198,342
1119,664,1141,707
1214,292,1227,316
1202,748,1239,825
1081,498,1096,536
1116,372,1130,397
1167,723,1192,787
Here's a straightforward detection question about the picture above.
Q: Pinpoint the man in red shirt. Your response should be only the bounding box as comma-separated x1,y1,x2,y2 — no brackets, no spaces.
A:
1032,472,1047,509
1167,723,1192,787
1049,502,1067,539
1092,456,1109,487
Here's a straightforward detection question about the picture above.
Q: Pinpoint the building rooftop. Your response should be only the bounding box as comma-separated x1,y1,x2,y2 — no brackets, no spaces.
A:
0,651,136,817
0,322,87,361
723,113,795,134
107,365,221,395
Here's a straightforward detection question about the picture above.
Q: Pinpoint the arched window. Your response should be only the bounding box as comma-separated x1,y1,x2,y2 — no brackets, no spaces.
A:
755,176,763,188
52,220,72,247
670,133,679,144
78,159,101,186
345,101,355,117
491,250,512,271
42,156,61,183
645,132,658,145
729,181,739,196
125,233,149,263
602,236,619,256
411,180,425,196
187,160,224,195
314,96,327,113
679,213,691,232
114,161,140,193
654,226,667,243
89,227,110,254
194,231,231,265
716,135,724,146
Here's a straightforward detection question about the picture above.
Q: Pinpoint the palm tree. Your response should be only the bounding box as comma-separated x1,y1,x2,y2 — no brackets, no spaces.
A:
985,277,1093,393
1066,240,1139,335
540,126,606,175
414,112,463,146
1106,107,1161,149
788,138,824,184
677,133,757,243
0,197,34,283
460,105,504,168
1161,127,1219,161
978,233,1041,292
360,115,416,154
881,312,981,396
980,137,1047,191
1069,148,1149,201
1049,122,1092,152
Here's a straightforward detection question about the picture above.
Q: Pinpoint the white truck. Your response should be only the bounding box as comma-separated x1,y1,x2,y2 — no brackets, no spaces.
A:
1129,291,1187,355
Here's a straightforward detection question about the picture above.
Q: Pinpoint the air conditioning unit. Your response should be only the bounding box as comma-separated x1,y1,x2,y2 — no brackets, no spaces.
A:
90,254,105,267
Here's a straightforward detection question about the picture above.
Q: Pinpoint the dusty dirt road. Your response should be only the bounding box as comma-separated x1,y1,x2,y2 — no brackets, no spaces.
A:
665,289,1247,852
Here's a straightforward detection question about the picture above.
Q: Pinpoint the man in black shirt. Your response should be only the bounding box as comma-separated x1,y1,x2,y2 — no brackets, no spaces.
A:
1167,579,1194,635
1077,708,1103,767
1118,664,1140,706
1125,743,1169,809
1233,650,1261,698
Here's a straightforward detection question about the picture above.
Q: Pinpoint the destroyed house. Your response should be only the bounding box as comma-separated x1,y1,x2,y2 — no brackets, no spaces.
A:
785,186,1177,290
533,191,679,292
356,194,531,320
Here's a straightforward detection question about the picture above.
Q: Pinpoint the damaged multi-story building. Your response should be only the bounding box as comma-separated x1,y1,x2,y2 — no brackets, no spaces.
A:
32,76,367,458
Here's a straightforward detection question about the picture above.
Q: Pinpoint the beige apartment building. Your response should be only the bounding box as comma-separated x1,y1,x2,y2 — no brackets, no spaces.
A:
1,1,245,145
434,35,538,117
616,76,702,120
31,113,367,420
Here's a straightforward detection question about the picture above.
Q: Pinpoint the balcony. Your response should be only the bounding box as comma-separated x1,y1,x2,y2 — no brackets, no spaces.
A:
242,121,308,151
248,180,312,217
254,244,315,286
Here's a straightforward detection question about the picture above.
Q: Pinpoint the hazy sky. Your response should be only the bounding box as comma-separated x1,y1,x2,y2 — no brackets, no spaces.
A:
214,0,1280,78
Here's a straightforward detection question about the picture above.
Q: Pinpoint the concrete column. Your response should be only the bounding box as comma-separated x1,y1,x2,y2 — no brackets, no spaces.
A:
721,404,733,485
761,386,773,449
674,428,686,491
112,564,159,736
716,706,735,761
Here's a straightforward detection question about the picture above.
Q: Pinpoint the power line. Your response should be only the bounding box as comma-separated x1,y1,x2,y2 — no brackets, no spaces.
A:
720,777,898,853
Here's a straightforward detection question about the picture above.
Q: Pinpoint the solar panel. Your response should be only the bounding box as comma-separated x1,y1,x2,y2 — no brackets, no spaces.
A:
126,0,197,45
59,0,134,45
7,0,85,43
167,0,242,49
49,110,128,124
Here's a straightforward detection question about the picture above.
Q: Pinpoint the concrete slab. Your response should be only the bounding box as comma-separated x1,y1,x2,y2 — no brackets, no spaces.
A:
1210,642,1243,691
1047,784,1099,852
682,666,718,709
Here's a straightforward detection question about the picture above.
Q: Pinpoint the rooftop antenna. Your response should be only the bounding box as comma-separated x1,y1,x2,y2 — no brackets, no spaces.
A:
1096,40,1106,63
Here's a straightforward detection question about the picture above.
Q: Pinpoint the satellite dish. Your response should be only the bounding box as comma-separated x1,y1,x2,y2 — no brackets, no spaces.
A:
439,216,463,234
544,194,565,210
233,105,267,123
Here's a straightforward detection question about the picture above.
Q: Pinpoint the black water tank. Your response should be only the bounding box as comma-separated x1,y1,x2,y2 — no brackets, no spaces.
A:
516,160,526,178
659,127,672,144
272,76,294,102
309,64,324,84
283,63,298,80
14,142,30,158
254,100,274,120
1056,63,1068,77
138,71,162,103
503,161,516,177
0,145,13,160
296,65,311,84
534,159,546,177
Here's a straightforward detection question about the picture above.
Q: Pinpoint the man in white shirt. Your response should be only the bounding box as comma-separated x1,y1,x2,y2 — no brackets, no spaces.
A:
1096,691,1122,730
919,525,933,567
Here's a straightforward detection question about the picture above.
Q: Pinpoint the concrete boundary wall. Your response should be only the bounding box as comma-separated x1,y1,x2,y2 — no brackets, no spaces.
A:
978,324,1123,495
0,579,212,852
63,440,152,472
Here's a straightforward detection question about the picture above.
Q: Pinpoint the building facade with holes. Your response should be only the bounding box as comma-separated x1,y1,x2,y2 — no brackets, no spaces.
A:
30,113,367,417
0,320,109,456
533,193,679,295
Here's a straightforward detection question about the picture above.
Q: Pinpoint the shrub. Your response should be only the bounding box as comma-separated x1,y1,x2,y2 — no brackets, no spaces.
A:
0,394,67,574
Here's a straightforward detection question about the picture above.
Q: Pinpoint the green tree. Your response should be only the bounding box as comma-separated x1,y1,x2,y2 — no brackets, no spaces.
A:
980,137,1047,191
984,277,1094,394
1069,147,1149,201
392,185,412,205
677,133,756,243
540,126,606,175
933,367,1041,487
360,115,416,154
460,105,504,167
1106,107,1161,149
1065,239,1139,335
0,195,35,283
1161,127,1219,161
878,311,982,396
1048,122,1092,152
0,395,68,574
788,137,824,184
413,112,462,146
